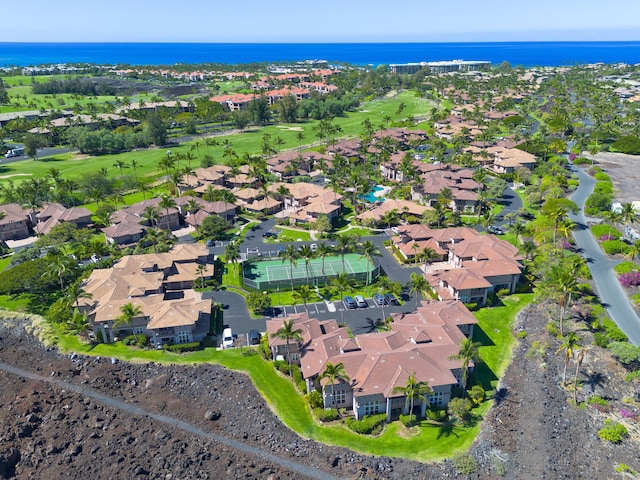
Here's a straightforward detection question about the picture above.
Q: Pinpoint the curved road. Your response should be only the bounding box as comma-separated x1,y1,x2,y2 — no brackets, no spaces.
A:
0,361,344,480
569,166,640,345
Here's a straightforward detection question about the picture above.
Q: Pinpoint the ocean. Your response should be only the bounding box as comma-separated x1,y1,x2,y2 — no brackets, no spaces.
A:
0,41,639,68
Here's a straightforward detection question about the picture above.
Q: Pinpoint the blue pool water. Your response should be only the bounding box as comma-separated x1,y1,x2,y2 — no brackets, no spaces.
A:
363,185,386,203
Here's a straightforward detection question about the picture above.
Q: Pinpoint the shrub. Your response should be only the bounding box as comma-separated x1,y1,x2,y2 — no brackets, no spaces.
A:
573,157,591,165
496,288,510,298
593,332,611,348
593,172,611,182
601,239,629,256
591,223,621,239
274,360,290,374
516,330,527,339
469,385,485,405
399,414,417,427
291,365,303,384
624,370,640,382
593,181,613,194
614,261,639,275
587,395,609,407
344,414,387,435
306,390,324,409
314,408,340,422
608,342,640,365
619,271,640,287
448,397,473,424
164,341,201,352
598,420,628,443
297,380,307,394
451,452,478,475
601,318,628,342
618,407,637,419
426,407,447,422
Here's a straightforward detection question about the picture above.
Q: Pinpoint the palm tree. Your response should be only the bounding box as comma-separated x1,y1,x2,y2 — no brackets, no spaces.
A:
114,302,143,337
225,242,240,265
142,205,160,227
66,279,92,310
549,264,579,336
113,160,129,182
315,243,333,278
298,244,314,284
195,264,207,288
521,239,536,261
556,332,581,386
621,202,637,225
279,245,299,293
270,319,303,376
358,240,381,286
449,337,481,390
293,285,314,313
548,206,567,246
625,239,640,261
158,194,176,229
130,159,139,183
336,234,358,273
381,209,399,231
510,221,525,246
319,362,350,412
46,254,74,291
391,372,432,426
573,346,587,405
408,272,430,308
331,272,352,324
420,247,438,273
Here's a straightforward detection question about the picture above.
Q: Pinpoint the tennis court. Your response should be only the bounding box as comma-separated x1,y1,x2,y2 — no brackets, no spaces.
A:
243,253,380,290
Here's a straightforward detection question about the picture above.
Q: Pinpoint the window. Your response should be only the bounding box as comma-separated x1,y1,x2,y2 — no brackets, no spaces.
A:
361,400,380,416
134,327,144,335
333,389,346,405
290,353,299,362
429,391,445,406
178,331,190,344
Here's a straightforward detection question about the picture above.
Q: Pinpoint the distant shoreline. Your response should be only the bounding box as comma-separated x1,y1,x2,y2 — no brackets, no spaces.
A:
1,41,640,68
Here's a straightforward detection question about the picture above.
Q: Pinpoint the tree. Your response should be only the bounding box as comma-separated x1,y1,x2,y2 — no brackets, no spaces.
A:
146,111,167,146
315,242,333,278
449,337,481,390
573,346,586,405
67,279,91,310
279,245,299,293
24,134,44,160
199,214,231,240
391,372,432,427
113,159,129,182
46,254,75,291
114,302,142,336
195,264,207,288
621,202,637,225
408,272,430,308
246,290,271,315
359,240,381,286
548,264,579,336
420,247,438,273
298,244,315,284
313,214,331,237
510,221,525,246
331,272,352,323
319,362,350,412
271,319,303,375
225,242,240,265
142,205,160,227
336,234,358,273
293,285,315,313
556,332,580,386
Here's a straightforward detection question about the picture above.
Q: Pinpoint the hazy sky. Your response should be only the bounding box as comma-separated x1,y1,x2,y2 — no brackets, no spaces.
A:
3,0,640,42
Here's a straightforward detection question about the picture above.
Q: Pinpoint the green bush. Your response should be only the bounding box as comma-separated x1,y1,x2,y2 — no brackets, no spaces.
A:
292,365,303,384
602,318,628,342
399,414,417,427
593,332,611,348
314,408,340,422
122,334,146,346
274,360,290,374
601,239,629,256
297,380,307,394
593,181,613,195
614,261,639,274
624,370,640,382
598,420,628,443
426,407,447,421
496,288,510,298
591,224,621,240
593,172,611,182
573,157,591,165
587,396,609,407
164,341,201,352
451,452,478,475
469,385,485,405
306,390,324,409
345,414,387,435
608,342,640,365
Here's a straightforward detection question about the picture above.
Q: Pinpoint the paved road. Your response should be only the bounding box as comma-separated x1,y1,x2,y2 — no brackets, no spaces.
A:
569,165,640,345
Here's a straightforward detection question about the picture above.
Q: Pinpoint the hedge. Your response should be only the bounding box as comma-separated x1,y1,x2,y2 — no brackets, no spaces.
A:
601,239,630,255
164,341,202,353
614,261,638,274
314,408,340,422
344,413,387,435
399,414,417,427
593,172,611,182
591,223,621,240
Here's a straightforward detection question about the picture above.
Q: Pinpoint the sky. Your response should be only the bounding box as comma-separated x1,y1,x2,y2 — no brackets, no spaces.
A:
2,0,640,43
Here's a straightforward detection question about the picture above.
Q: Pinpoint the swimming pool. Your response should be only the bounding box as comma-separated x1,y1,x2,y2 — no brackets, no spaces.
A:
362,185,386,203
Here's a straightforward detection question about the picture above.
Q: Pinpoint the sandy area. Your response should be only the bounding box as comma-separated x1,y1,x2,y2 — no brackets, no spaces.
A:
276,125,304,131
582,151,640,203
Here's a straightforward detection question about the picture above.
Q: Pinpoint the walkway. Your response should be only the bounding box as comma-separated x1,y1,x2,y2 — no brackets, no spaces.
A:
569,165,640,345
0,361,343,480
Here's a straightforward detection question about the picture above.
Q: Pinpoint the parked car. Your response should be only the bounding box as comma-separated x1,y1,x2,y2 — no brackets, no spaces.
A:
373,293,385,307
310,243,318,252
262,231,278,238
343,296,357,309
354,295,368,308
222,328,234,349
206,239,215,247
487,225,506,235
248,329,261,346
384,293,399,306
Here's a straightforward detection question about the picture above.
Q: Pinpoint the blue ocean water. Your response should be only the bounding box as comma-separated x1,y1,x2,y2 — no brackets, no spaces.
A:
0,42,639,68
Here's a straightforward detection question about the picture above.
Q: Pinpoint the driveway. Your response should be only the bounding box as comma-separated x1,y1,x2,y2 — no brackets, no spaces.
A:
569,166,640,345
202,290,266,339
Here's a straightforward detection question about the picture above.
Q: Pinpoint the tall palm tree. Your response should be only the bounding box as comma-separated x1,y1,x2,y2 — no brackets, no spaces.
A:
548,206,567,246
625,239,640,261
298,245,314,284
449,337,481,390
391,372,432,426
573,346,587,405
46,254,74,291
195,264,207,288
67,279,92,311
420,247,438,273
315,243,333,278
319,362,350,412
142,205,160,227
548,264,579,336
621,202,637,225
293,285,314,313
556,332,581,386
510,221,525,246
331,272,352,324
279,245,299,293
336,234,358,273
113,160,129,182
358,240,381,286
158,194,176,229
408,272,430,308
225,242,240,265
114,302,143,337
270,319,303,376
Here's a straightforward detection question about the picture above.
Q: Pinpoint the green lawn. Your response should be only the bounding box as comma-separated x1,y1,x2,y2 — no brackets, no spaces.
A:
274,227,312,241
44,292,531,462
0,293,30,311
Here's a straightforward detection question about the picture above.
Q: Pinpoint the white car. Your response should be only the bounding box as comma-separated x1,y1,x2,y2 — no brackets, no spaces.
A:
310,243,318,252
222,328,234,349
